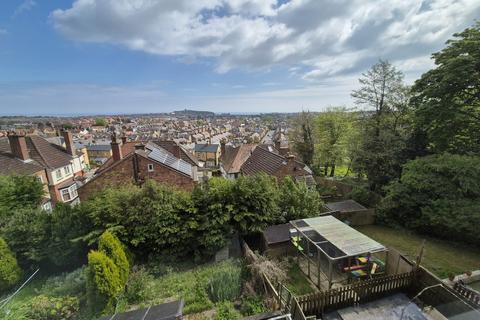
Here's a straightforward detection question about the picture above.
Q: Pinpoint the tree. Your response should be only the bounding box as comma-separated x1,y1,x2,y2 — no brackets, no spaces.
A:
314,107,357,176
378,154,480,245
279,177,322,221
0,175,44,225
291,111,315,166
351,61,411,191
192,178,235,257
231,174,281,234
0,237,22,292
94,118,107,126
98,231,129,285
411,22,480,155
86,251,123,315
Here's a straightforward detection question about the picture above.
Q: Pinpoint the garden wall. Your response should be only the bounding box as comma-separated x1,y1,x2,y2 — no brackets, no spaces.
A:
315,177,353,197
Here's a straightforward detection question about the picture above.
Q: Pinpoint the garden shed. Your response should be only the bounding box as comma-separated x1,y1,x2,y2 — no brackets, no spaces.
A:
290,216,388,290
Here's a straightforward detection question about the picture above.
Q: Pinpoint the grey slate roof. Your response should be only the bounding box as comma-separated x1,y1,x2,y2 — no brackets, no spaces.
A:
194,143,220,152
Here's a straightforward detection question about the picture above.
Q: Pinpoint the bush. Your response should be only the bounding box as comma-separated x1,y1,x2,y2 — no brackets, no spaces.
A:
125,266,154,304
240,295,268,316
0,237,22,292
41,267,86,298
348,186,373,207
207,267,242,303
98,231,130,285
214,301,241,320
379,154,480,245
86,250,123,315
26,295,79,320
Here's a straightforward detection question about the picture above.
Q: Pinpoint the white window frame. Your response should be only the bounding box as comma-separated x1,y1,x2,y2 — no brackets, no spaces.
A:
64,165,71,175
55,169,63,179
60,184,78,202
36,175,44,184
147,164,154,172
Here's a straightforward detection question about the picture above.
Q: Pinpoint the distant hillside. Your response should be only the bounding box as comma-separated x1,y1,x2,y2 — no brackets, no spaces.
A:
171,109,215,117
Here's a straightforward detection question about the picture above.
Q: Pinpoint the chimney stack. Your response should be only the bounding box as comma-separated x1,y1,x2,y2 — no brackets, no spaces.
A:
111,133,123,162
8,132,30,161
61,130,76,156
220,139,226,156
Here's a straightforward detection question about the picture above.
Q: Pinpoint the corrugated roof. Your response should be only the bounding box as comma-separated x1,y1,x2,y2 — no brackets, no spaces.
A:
296,216,385,257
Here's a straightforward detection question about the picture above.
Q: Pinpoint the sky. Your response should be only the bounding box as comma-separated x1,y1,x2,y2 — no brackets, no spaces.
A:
0,0,479,116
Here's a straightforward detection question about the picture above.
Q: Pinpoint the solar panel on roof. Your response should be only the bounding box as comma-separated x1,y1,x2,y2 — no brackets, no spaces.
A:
146,143,192,176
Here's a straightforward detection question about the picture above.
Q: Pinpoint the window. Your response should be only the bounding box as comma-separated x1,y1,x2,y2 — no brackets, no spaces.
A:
55,169,62,179
60,184,78,202
36,175,44,184
64,165,71,175
148,164,154,172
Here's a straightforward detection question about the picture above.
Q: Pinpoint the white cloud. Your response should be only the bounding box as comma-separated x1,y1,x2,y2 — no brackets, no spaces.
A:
13,0,36,17
51,0,480,80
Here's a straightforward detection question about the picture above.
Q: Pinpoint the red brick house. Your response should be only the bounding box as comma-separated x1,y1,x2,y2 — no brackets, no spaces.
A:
78,137,199,200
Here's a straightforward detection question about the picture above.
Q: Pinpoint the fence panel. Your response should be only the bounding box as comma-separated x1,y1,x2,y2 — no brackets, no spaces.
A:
298,271,414,316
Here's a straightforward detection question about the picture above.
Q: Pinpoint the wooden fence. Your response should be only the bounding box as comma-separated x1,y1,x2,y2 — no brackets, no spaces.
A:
297,271,415,317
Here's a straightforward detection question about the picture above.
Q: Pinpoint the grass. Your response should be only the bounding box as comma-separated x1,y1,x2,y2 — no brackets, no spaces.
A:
356,225,480,278
0,279,45,320
285,263,315,296
121,259,244,315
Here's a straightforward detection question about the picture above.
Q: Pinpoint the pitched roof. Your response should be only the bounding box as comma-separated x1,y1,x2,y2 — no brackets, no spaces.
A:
0,135,72,171
0,152,44,176
153,140,199,166
194,144,220,152
25,135,73,169
221,144,256,174
240,145,285,176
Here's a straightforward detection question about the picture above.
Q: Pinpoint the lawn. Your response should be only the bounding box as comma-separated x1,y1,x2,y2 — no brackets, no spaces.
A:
356,225,480,278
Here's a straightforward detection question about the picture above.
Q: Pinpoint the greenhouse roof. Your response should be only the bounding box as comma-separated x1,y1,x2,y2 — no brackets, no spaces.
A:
291,216,386,258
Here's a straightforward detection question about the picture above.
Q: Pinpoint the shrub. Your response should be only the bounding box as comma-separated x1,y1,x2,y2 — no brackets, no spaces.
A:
26,295,79,320
0,237,22,292
214,301,241,320
207,267,242,303
41,267,86,298
98,230,130,285
348,186,372,207
240,295,268,316
125,266,154,304
86,250,123,315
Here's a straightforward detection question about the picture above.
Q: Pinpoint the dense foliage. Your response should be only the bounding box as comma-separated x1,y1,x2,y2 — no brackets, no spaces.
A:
411,22,480,155
0,237,22,292
379,154,480,245
0,175,44,226
26,295,79,320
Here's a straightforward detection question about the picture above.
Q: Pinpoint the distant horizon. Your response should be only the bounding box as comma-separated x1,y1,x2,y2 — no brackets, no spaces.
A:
1,1,478,115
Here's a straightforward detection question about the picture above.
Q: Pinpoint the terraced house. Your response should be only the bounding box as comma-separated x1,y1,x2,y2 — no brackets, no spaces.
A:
0,130,86,209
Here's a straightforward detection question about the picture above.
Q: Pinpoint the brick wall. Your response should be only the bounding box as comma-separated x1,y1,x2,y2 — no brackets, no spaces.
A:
136,156,196,192
78,154,196,201
78,157,136,200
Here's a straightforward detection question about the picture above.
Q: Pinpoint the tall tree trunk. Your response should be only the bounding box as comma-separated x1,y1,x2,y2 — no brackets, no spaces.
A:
324,163,329,176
